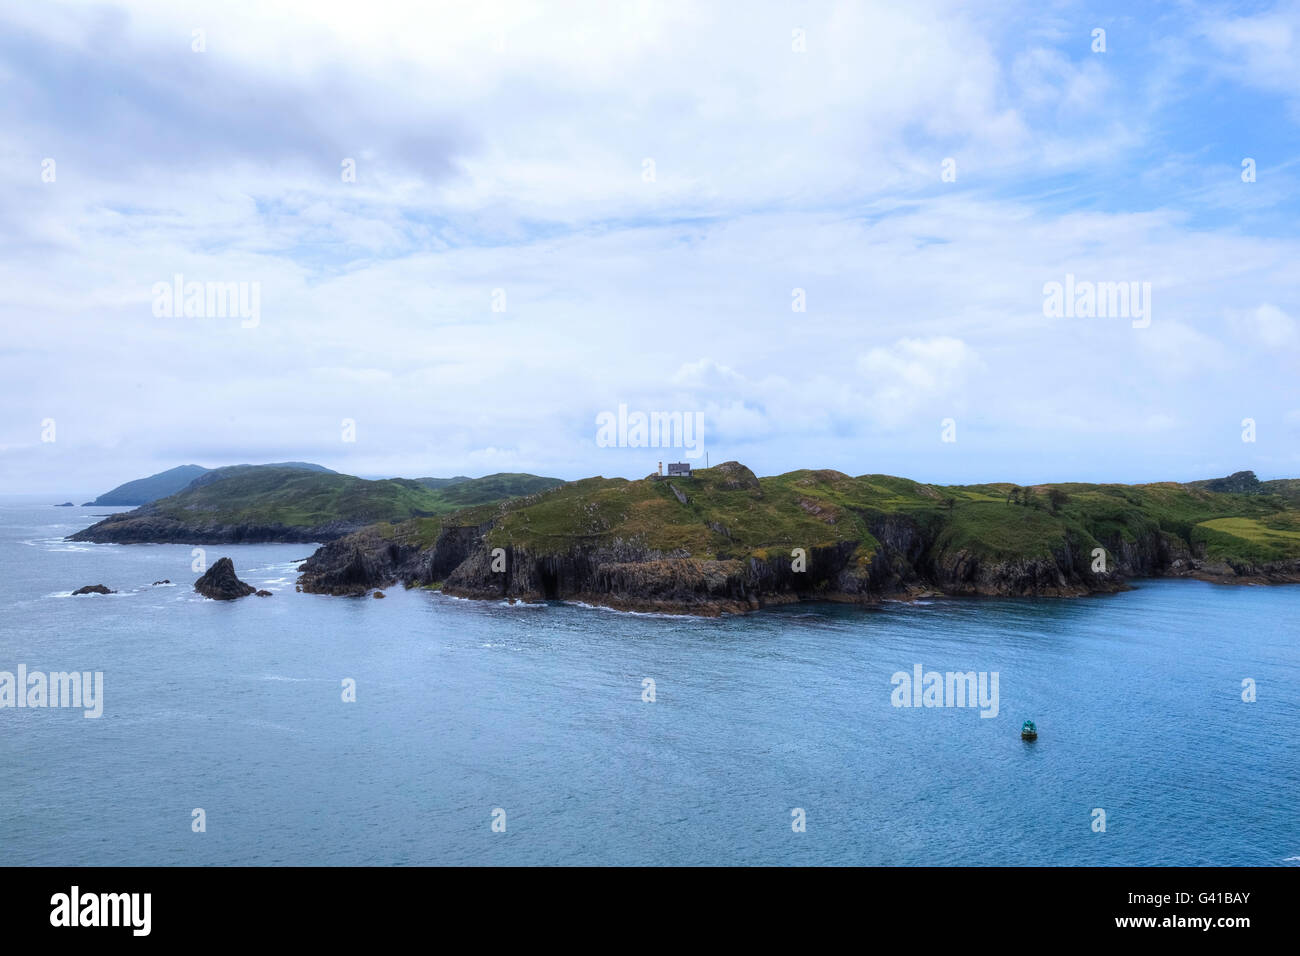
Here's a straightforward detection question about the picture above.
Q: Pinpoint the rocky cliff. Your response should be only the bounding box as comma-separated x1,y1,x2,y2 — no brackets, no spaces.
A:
194,557,256,600
295,463,1300,614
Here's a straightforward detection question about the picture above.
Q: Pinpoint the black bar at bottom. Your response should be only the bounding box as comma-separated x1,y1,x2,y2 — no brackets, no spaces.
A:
2,865,1287,941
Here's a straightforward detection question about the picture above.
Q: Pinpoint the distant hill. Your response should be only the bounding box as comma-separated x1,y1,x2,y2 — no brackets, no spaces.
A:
415,473,566,507
69,468,564,544
82,464,210,506
415,476,473,490
83,462,334,506
184,462,335,490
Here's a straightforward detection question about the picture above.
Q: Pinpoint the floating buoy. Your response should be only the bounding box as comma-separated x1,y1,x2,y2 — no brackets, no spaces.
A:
1021,719,1038,741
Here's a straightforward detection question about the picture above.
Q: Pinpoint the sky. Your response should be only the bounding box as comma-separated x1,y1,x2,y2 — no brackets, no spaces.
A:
1,0,1298,494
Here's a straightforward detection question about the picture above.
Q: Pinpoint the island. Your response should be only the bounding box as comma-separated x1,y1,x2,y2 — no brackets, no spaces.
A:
67,462,1300,615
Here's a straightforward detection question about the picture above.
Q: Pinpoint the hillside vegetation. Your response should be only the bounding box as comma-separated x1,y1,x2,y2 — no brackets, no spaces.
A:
482,464,1300,567
297,464,1300,611
82,461,333,506
69,468,564,543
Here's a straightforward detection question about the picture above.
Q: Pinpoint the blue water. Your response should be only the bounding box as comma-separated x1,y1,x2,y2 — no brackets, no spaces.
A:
1,499,1297,866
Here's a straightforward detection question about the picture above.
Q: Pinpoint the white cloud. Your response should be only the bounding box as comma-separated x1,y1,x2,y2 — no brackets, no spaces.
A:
1230,304,1299,349
1,1,1297,491
1202,2,1300,108
856,337,983,428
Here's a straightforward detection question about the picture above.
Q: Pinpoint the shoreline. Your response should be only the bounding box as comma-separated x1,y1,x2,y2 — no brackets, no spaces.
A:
410,570,1293,619
56,530,1300,618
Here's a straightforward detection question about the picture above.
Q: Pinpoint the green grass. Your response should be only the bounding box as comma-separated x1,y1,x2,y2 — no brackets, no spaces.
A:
1261,478,1300,504
449,463,1300,568
368,515,447,550
421,473,564,507
1193,516,1300,563
146,468,563,530
139,459,1300,573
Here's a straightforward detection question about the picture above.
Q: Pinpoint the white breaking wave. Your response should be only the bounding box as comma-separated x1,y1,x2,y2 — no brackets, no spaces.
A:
563,600,698,620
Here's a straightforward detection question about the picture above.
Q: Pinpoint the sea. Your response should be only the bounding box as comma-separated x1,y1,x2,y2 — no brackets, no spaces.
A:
1,497,1296,866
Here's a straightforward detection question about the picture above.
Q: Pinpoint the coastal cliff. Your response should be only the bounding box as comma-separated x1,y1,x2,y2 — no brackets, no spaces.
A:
297,464,1300,613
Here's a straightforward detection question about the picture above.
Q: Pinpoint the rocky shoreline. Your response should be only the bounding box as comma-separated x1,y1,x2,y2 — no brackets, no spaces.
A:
295,512,1300,616
67,461,1300,616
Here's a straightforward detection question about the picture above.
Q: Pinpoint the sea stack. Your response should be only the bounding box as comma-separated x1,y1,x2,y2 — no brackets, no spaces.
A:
194,557,257,600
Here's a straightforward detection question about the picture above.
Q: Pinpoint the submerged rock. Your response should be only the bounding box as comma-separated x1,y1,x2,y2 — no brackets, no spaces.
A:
71,584,115,595
194,557,256,600
255,589,272,597
373,590,385,599
152,579,171,585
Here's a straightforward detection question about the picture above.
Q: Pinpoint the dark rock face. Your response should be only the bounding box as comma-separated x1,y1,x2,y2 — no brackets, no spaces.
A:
297,538,416,596
1197,470,1262,494
422,502,1184,611
298,513,1300,614
412,505,1283,608
194,558,256,600
297,522,487,596
295,514,1133,615
71,584,115,595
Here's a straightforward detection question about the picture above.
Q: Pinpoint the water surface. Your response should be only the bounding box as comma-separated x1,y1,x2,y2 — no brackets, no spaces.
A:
1,499,1296,865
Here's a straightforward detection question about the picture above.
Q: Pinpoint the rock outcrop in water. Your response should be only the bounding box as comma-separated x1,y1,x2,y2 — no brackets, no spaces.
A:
194,557,256,600
71,584,115,595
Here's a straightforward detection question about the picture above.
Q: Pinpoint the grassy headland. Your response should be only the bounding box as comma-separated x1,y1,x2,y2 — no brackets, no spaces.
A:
69,468,565,544
296,463,1300,611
